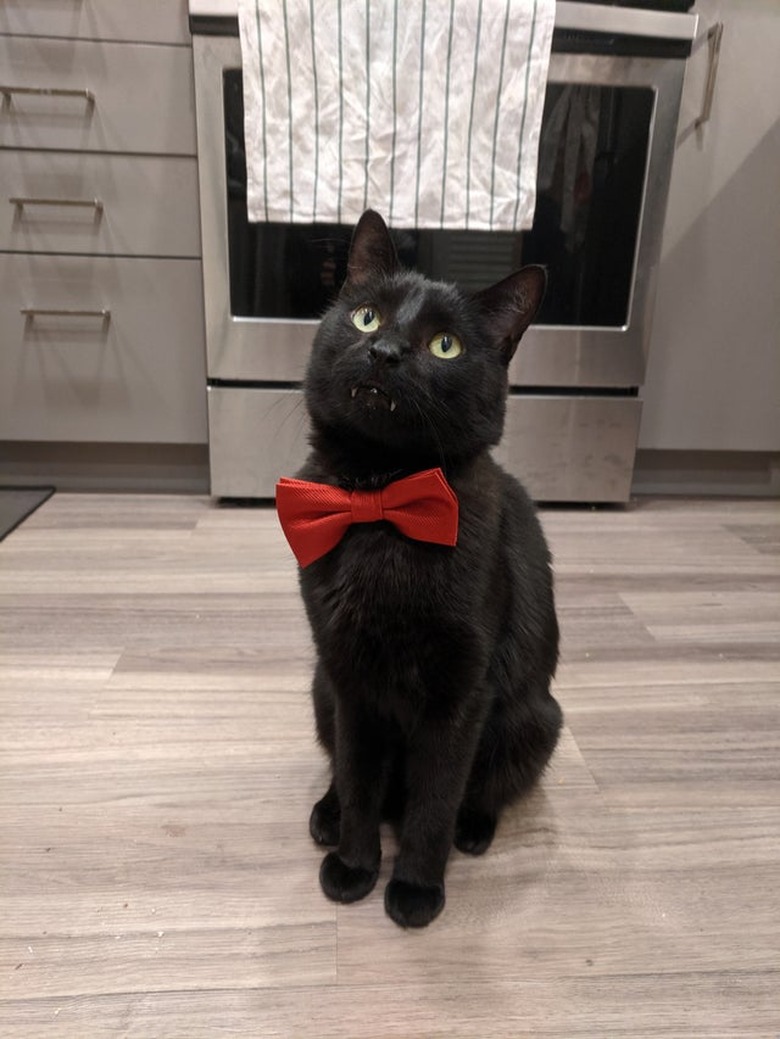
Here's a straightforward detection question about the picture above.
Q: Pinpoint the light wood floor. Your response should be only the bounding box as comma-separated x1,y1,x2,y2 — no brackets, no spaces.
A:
1,493,778,1038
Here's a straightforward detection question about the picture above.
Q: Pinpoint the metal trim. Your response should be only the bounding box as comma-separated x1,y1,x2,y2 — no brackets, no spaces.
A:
188,2,698,43
555,2,697,42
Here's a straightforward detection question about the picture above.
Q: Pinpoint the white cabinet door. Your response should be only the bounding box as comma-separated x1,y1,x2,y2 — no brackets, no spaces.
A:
0,37,197,156
1,152,201,258
0,0,191,44
1,253,207,444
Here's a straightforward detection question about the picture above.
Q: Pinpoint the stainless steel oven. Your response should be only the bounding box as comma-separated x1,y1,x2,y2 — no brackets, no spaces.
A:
190,1,697,501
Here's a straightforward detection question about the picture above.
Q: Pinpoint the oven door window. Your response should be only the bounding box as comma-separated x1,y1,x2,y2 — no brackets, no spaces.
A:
224,70,653,328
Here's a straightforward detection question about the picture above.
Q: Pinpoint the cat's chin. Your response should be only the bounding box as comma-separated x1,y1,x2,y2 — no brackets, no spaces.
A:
349,383,398,413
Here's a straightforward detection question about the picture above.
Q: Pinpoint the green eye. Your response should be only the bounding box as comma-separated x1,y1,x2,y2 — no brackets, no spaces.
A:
428,332,463,360
351,305,382,333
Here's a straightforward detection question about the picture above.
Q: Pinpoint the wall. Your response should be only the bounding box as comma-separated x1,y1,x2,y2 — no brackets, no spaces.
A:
638,0,780,463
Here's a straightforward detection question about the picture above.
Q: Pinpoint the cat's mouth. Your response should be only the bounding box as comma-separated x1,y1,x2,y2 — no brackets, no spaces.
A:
350,384,398,413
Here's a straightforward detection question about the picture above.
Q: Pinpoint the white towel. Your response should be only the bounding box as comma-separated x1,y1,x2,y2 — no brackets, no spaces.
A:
238,0,555,231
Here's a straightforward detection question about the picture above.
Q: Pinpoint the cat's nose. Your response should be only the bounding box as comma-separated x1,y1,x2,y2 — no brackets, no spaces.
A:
367,339,403,366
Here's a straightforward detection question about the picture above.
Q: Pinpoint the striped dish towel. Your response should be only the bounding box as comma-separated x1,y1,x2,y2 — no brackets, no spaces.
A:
238,0,555,231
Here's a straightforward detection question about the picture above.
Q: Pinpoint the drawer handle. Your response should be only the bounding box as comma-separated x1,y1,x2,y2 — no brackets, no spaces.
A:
21,307,111,322
1,85,95,106
11,195,104,213
10,196,104,216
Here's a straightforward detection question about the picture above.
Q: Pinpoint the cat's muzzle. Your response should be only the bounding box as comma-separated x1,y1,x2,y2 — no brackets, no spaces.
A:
350,384,398,412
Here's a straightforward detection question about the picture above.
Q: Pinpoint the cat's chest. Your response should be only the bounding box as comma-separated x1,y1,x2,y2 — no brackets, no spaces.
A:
302,525,480,712
295,459,501,642
303,525,452,633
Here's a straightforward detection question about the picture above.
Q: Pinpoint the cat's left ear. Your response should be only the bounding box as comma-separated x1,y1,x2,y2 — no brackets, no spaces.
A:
473,265,547,365
343,210,399,291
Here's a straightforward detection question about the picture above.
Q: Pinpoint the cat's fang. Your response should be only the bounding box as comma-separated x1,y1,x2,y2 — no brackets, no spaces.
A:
390,400,397,412
350,387,358,399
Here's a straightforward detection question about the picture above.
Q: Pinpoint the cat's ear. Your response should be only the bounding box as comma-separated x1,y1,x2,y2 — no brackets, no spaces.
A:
474,265,547,365
344,210,399,290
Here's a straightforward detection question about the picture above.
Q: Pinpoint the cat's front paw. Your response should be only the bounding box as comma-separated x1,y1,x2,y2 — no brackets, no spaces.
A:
319,852,379,904
384,878,445,928
309,793,341,846
454,808,497,856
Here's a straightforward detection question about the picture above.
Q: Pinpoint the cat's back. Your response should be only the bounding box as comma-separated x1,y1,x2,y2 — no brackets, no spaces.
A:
491,461,559,678
494,463,553,574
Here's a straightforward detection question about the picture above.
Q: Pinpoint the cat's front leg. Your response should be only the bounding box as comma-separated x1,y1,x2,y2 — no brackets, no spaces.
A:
319,699,388,905
385,714,481,928
310,781,341,846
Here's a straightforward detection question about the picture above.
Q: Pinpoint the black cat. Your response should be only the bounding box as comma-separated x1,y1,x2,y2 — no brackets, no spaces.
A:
277,210,562,928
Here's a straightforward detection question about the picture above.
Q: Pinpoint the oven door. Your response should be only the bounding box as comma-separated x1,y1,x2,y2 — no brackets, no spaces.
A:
193,33,685,390
513,50,685,389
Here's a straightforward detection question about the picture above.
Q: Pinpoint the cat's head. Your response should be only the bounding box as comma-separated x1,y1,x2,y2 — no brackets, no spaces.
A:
304,210,545,469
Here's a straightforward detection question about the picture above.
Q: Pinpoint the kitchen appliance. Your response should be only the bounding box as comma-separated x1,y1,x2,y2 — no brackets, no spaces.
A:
189,1,698,501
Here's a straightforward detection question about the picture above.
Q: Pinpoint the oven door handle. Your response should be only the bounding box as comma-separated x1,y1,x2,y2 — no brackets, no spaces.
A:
695,22,724,128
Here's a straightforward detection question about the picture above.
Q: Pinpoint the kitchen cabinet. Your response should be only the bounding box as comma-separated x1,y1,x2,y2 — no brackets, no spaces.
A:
0,2,191,43
1,254,207,443
0,0,207,487
639,1,780,467
0,152,201,258
0,36,198,155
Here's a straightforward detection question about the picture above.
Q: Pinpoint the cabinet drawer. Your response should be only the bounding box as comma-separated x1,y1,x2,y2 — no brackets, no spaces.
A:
0,37,196,155
1,151,201,258
1,253,207,444
0,0,191,45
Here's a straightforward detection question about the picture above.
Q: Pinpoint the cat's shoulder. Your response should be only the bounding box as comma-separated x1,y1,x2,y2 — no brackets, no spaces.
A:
453,454,534,516
456,455,547,554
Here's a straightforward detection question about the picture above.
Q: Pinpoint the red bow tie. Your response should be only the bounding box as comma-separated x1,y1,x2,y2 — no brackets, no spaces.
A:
275,467,459,567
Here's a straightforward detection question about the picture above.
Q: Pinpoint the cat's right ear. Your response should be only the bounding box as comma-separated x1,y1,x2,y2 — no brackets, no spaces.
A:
474,265,547,365
343,210,399,291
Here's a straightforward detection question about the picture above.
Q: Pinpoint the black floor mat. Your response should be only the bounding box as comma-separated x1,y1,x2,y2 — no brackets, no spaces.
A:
0,487,55,542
